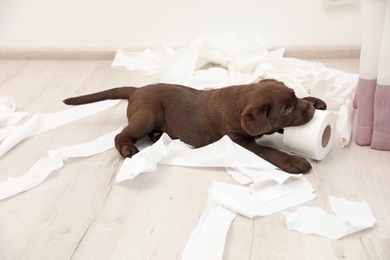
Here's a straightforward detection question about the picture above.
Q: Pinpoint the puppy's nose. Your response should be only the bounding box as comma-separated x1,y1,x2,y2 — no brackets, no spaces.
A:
315,101,327,110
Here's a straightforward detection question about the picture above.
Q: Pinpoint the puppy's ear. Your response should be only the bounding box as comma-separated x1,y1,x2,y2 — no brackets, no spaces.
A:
241,105,272,136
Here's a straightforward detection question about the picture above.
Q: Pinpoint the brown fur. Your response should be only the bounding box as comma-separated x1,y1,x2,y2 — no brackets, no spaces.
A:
64,79,327,174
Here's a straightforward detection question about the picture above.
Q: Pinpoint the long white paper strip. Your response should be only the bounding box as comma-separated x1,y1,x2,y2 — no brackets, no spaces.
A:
116,133,282,183
281,195,377,239
0,128,120,200
159,135,277,169
181,187,236,260
0,100,120,157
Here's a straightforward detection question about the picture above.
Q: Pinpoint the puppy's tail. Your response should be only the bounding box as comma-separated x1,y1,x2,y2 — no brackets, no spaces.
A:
63,87,137,105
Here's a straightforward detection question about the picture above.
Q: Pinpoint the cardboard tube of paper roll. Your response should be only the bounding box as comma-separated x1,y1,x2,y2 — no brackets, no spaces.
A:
257,110,335,160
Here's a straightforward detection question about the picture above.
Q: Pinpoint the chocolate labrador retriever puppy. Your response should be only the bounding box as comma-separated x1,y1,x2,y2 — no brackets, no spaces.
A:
64,79,326,174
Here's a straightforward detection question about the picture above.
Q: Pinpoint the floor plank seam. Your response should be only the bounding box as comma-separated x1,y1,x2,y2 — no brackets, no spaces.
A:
359,238,369,257
249,219,255,258
68,165,119,259
69,222,92,259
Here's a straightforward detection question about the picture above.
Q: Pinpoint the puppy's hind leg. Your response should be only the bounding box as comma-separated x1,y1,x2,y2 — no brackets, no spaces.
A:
115,112,160,158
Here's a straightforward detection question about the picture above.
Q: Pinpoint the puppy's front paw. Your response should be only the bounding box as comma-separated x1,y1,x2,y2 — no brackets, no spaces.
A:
280,155,312,174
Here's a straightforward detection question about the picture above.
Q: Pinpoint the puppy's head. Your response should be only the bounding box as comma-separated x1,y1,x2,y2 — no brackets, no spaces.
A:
241,80,316,137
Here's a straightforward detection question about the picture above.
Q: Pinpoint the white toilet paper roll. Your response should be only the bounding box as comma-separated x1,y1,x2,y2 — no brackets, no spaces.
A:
257,110,335,160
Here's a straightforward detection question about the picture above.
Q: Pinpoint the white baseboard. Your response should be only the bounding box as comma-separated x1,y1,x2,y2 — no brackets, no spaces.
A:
0,46,360,60
282,45,360,60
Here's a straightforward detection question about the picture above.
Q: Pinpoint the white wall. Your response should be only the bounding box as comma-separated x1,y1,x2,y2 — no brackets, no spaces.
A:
0,0,363,49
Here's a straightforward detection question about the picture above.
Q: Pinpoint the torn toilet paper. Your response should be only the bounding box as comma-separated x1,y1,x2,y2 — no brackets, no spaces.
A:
116,133,283,183
111,33,358,147
181,187,236,260
212,179,316,219
182,181,377,259
0,128,120,200
115,133,180,182
182,178,316,259
225,166,301,185
0,99,119,157
282,195,377,239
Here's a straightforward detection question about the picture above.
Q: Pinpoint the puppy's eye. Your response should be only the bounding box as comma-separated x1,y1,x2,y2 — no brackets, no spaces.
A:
283,106,293,116
264,106,270,118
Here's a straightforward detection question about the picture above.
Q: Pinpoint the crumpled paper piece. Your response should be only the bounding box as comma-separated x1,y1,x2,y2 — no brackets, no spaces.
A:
112,32,358,147
282,195,377,239
0,128,121,200
111,33,282,90
115,133,179,182
116,133,283,183
212,179,316,219
0,99,120,157
225,167,301,185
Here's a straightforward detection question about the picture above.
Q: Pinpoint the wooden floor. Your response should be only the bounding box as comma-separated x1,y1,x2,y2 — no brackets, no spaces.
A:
0,58,389,260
